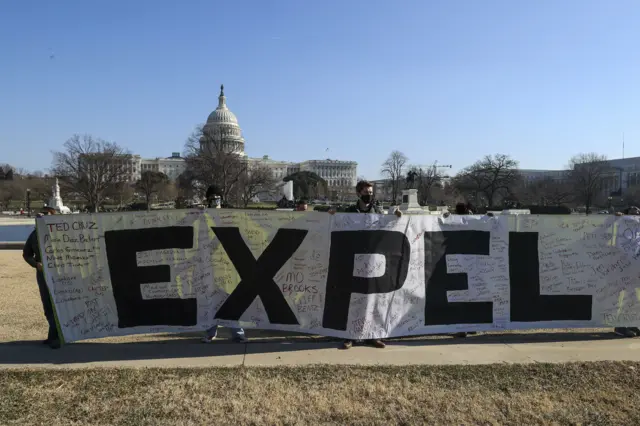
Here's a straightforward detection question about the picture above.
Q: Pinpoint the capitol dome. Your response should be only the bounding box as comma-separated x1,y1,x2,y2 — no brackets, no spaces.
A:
201,84,245,155
206,85,239,125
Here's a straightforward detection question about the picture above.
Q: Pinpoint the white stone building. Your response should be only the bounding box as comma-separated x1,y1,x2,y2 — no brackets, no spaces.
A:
101,153,186,183
518,169,569,185
201,85,358,189
139,153,187,181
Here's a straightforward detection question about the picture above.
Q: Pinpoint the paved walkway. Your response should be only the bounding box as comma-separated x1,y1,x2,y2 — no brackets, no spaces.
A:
2,333,640,369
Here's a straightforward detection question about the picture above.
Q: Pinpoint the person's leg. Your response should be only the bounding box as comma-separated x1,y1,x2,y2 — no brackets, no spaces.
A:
341,340,353,349
230,328,247,342
364,339,386,348
36,272,60,348
614,327,637,338
201,325,219,343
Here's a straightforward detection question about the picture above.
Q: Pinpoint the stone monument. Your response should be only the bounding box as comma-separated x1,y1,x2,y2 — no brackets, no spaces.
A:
48,178,71,214
281,180,293,201
392,189,425,215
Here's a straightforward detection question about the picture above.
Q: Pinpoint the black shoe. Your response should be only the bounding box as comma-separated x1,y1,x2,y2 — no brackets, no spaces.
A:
365,339,386,349
614,327,636,338
48,339,61,349
454,332,468,338
629,327,640,336
342,340,353,350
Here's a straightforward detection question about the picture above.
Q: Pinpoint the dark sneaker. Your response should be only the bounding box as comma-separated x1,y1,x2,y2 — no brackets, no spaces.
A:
48,339,61,349
341,340,353,350
454,332,468,338
366,339,386,349
629,327,640,336
614,327,636,338
232,334,247,343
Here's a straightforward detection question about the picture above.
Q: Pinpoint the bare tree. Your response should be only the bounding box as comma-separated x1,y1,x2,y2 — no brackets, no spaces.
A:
51,134,132,212
27,176,53,205
14,167,29,177
176,170,199,203
158,182,178,203
453,154,520,207
238,164,277,207
0,164,14,180
567,153,609,214
0,180,25,211
183,124,247,204
405,165,445,205
110,182,135,208
135,171,169,211
381,151,408,204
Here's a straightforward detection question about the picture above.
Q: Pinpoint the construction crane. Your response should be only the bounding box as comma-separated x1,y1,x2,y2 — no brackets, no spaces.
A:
431,160,452,178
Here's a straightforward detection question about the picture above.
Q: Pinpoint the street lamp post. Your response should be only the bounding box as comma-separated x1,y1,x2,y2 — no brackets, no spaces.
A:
26,188,31,217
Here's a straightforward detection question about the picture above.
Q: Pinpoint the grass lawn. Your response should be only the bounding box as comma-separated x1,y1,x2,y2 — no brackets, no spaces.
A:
2,362,640,425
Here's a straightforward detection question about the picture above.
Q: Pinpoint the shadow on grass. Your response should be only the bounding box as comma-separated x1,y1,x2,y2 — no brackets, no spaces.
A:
0,329,623,365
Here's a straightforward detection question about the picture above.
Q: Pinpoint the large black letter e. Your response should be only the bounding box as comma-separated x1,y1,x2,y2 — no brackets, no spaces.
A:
104,226,197,328
424,231,493,325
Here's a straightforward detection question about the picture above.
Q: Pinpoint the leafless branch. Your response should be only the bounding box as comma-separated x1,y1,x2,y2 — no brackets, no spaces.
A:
238,164,277,207
452,154,520,206
135,171,169,211
51,134,132,212
182,125,247,204
381,151,408,204
567,153,609,213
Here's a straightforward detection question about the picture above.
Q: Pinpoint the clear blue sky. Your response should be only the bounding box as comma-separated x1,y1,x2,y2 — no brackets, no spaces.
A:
1,0,639,179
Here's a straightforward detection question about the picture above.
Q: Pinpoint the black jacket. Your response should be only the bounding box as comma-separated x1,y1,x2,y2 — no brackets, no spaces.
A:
344,201,383,214
23,230,40,269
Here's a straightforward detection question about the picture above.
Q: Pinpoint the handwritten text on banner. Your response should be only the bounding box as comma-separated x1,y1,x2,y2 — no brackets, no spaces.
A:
36,210,640,342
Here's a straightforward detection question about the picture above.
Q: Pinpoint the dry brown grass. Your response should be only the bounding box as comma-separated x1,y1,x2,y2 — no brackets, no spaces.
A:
1,362,639,425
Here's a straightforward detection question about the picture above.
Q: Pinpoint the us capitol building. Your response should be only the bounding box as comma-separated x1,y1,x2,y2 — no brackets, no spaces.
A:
200,85,358,189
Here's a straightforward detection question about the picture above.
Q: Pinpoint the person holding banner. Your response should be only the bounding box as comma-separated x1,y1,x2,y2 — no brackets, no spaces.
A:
296,199,308,211
22,206,60,349
330,180,402,350
201,187,247,343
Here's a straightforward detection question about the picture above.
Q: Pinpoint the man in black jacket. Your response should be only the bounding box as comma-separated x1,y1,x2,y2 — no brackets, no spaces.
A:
330,180,402,349
23,206,60,349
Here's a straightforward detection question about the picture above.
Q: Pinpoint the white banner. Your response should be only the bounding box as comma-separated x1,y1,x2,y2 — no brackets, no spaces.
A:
36,210,640,343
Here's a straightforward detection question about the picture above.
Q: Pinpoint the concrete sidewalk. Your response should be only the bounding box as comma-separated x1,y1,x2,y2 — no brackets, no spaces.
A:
2,336,640,369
